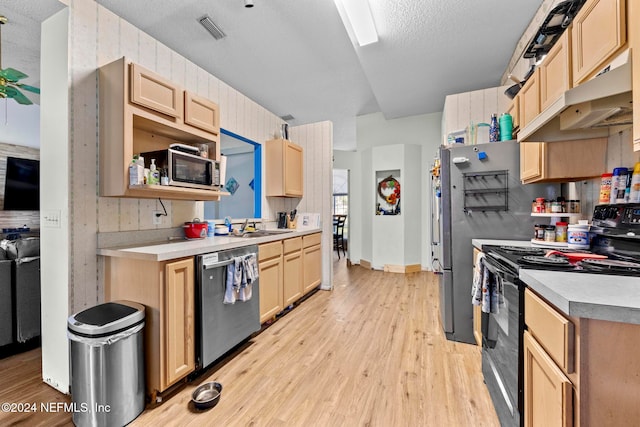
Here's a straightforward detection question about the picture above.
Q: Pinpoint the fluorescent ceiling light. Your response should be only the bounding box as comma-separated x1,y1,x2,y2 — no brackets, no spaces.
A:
334,0,378,46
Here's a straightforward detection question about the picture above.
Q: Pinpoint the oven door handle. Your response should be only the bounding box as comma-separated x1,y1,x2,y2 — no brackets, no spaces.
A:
483,257,518,283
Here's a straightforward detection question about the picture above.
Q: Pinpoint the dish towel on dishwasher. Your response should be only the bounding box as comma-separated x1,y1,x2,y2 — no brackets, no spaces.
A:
223,257,243,304
239,253,259,302
224,254,259,304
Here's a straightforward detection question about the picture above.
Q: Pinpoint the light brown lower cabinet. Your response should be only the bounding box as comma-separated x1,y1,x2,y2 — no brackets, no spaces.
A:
302,233,322,294
524,331,573,427
524,287,640,425
283,237,304,307
258,241,283,323
104,256,195,400
258,233,322,323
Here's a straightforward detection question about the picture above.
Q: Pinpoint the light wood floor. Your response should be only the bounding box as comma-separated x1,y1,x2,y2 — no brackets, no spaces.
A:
0,259,498,426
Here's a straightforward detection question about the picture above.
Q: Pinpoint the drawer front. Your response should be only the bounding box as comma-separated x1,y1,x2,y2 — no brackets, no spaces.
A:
283,237,302,254
303,232,321,248
259,241,282,261
525,288,574,373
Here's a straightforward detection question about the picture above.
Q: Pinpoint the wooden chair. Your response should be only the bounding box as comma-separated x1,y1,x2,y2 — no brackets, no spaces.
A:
333,215,347,259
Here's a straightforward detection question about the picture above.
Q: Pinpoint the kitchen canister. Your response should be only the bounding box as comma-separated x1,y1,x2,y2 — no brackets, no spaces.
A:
499,113,513,141
567,224,590,249
599,172,613,204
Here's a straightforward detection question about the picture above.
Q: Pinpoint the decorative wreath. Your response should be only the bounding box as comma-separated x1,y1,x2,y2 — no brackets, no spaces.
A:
377,175,400,206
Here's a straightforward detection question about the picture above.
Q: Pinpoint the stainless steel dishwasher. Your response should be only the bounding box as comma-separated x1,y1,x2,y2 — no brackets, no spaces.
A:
195,245,260,370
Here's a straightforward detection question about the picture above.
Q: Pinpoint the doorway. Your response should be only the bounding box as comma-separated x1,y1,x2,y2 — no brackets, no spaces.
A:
333,168,349,259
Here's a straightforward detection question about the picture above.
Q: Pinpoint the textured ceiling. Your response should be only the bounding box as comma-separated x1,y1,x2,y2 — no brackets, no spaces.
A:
2,0,543,150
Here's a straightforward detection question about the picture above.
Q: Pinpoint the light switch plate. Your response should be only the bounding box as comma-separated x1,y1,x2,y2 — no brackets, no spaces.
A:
42,210,61,228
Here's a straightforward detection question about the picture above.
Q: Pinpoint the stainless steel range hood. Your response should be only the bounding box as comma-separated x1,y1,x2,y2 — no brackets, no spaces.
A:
518,55,632,142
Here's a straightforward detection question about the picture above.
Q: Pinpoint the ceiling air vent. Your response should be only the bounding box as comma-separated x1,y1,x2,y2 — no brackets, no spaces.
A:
198,15,226,40
280,114,295,121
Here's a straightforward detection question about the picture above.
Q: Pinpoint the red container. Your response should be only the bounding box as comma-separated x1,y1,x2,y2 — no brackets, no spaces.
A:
183,219,208,239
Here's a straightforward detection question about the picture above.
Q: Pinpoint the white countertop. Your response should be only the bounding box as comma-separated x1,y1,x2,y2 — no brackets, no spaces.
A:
97,228,322,261
520,269,640,325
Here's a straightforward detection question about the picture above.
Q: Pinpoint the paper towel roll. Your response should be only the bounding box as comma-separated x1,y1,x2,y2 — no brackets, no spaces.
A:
219,155,227,188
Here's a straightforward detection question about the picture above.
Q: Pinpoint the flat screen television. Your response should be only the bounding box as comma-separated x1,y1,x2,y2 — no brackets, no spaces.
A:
3,157,40,210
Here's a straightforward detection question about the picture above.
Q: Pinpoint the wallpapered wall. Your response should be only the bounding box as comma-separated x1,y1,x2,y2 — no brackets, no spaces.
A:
66,0,332,313
0,142,39,229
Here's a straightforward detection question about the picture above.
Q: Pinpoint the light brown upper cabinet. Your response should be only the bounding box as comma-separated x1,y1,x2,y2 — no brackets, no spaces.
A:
130,63,183,119
506,95,520,137
265,138,304,197
184,91,220,135
539,30,572,111
572,0,626,85
519,69,540,130
99,57,223,201
520,138,607,184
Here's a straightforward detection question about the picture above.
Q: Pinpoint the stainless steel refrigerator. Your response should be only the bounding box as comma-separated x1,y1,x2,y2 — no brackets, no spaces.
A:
431,140,557,344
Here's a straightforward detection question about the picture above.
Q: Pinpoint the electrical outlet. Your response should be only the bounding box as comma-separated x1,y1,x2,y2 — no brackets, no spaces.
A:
153,211,163,225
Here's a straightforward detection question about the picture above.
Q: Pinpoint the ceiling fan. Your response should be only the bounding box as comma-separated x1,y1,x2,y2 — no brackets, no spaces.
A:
0,15,40,105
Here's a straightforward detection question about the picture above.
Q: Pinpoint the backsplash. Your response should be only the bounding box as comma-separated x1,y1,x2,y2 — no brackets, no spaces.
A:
0,142,39,229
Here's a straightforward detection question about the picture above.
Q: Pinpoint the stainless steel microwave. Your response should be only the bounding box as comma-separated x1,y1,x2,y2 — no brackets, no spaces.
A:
140,148,220,189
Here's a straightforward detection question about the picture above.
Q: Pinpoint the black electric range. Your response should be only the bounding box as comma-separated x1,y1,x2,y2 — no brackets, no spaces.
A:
480,204,640,427
483,244,640,277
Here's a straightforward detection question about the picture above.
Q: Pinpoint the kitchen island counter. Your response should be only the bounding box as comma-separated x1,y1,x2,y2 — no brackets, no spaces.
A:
520,269,640,325
98,228,322,261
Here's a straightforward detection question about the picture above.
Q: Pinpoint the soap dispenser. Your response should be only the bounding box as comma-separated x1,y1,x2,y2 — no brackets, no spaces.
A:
149,159,160,185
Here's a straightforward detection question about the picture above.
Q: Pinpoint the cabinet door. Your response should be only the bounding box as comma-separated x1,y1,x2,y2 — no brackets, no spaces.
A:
520,142,544,182
572,0,626,85
259,257,283,323
519,69,540,129
507,96,520,134
284,142,303,196
303,244,322,294
524,331,573,427
283,250,303,306
163,258,195,388
184,91,220,135
130,63,182,118
540,30,572,111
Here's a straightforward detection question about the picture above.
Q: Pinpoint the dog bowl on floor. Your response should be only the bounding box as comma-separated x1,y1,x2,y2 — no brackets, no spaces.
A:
192,382,223,410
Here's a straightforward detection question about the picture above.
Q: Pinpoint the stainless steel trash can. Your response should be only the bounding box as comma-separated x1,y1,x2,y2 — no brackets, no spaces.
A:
68,301,145,427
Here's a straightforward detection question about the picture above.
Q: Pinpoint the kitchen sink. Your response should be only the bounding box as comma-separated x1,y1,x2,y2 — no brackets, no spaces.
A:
230,229,293,238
